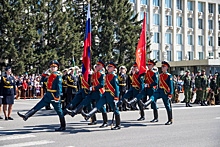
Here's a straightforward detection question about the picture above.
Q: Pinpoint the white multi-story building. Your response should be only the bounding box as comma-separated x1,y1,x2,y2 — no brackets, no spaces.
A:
130,0,220,75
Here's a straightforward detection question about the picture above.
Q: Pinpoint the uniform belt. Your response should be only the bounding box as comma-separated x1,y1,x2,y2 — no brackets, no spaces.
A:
47,89,57,92
119,84,126,86
63,86,67,87
68,85,77,88
4,86,13,88
105,89,111,92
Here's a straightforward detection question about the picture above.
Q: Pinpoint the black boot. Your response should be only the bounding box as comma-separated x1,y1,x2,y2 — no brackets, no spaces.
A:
140,99,152,108
111,114,121,130
88,114,97,125
150,109,158,122
127,97,138,105
17,109,37,121
137,110,145,121
203,101,208,106
100,113,108,128
201,101,205,106
55,117,66,131
70,105,83,117
165,110,173,125
187,102,192,107
85,107,98,121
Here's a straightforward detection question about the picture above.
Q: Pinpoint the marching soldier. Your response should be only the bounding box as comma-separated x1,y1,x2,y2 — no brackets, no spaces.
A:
66,67,77,107
74,66,81,91
125,60,158,122
41,73,52,110
139,61,173,125
181,70,193,107
61,69,68,109
117,62,145,118
18,60,66,131
0,67,17,120
200,69,209,106
118,66,128,111
84,61,121,130
172,75,180,103
66,60,106,126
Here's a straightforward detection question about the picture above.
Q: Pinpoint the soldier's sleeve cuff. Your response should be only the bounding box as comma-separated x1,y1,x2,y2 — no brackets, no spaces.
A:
168,94,173,97
114,97,119,100
42,73,47,77
54,97,60,101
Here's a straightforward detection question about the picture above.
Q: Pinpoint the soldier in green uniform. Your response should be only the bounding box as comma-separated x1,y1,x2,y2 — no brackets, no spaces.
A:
200,69,209,106
195,70,202,104
217,72,220,104
208,73,218,105
181,70,193,107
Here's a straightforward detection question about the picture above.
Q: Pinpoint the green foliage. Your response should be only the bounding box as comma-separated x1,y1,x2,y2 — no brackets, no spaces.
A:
0,0,151,75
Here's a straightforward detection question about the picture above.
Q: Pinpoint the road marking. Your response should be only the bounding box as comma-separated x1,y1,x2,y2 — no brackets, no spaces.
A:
215,117,220,119
0,127,3,129
0,134,35,141
1,140,54,147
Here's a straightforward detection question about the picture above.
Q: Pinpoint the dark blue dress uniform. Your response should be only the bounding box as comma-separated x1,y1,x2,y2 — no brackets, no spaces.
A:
18,60,66,131
127,60,158,121
66,71,78,106
118,70,128,111
0,72,17,105
66,60,106,125
118,63,144,112
85,62,121,130
61,70,68,109
140,61,173,125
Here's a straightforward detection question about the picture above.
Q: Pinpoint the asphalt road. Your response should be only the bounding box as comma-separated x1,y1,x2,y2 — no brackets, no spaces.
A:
0,93,220,147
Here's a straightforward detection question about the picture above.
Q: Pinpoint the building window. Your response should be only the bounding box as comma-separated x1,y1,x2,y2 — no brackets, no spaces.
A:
177,51,182,61
209,36,213,46
153,0,160,6
209,20,213,30
198,2,203,12
140,0,147,5
188,52,193,60
165,15,172,26
218,37,220,46
177,0,182,10
198,19,203,29
188,1,193,11
219,5,220,14
199,52,204,60
165,33,172,44
165,0,171,8
153,50,160,61
188,35,193,45
176,17,182,27
188,18,193,28
153,14,160,25
219,21,220,30
177,34,182,45
130,0,135,3
209,52,214,57
167,51,172,61
198,36,203,46
154,33,160,43
208,4,214,13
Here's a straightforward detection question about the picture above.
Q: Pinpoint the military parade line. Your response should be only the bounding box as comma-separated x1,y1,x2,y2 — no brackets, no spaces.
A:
1,59,219,132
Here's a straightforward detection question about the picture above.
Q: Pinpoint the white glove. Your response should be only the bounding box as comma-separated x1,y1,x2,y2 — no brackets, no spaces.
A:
61,93,63,96
114,100,119,104
14,95,16,98
90,87,93,91
145,84,148,87
126,90,128,93
0,96,3,98
168,96,172,100
45,68,50,74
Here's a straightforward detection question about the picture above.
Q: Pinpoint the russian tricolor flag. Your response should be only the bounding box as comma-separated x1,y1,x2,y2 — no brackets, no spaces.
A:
82,3,91,82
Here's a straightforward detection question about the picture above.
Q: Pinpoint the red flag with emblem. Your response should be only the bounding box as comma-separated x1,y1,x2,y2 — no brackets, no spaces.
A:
135,13,146,75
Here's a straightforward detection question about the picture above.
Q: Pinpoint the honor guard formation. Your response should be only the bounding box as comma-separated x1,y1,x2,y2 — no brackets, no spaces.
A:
0,59,219,132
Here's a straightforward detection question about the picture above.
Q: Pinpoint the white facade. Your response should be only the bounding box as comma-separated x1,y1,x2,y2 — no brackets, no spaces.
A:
130,0,220,74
